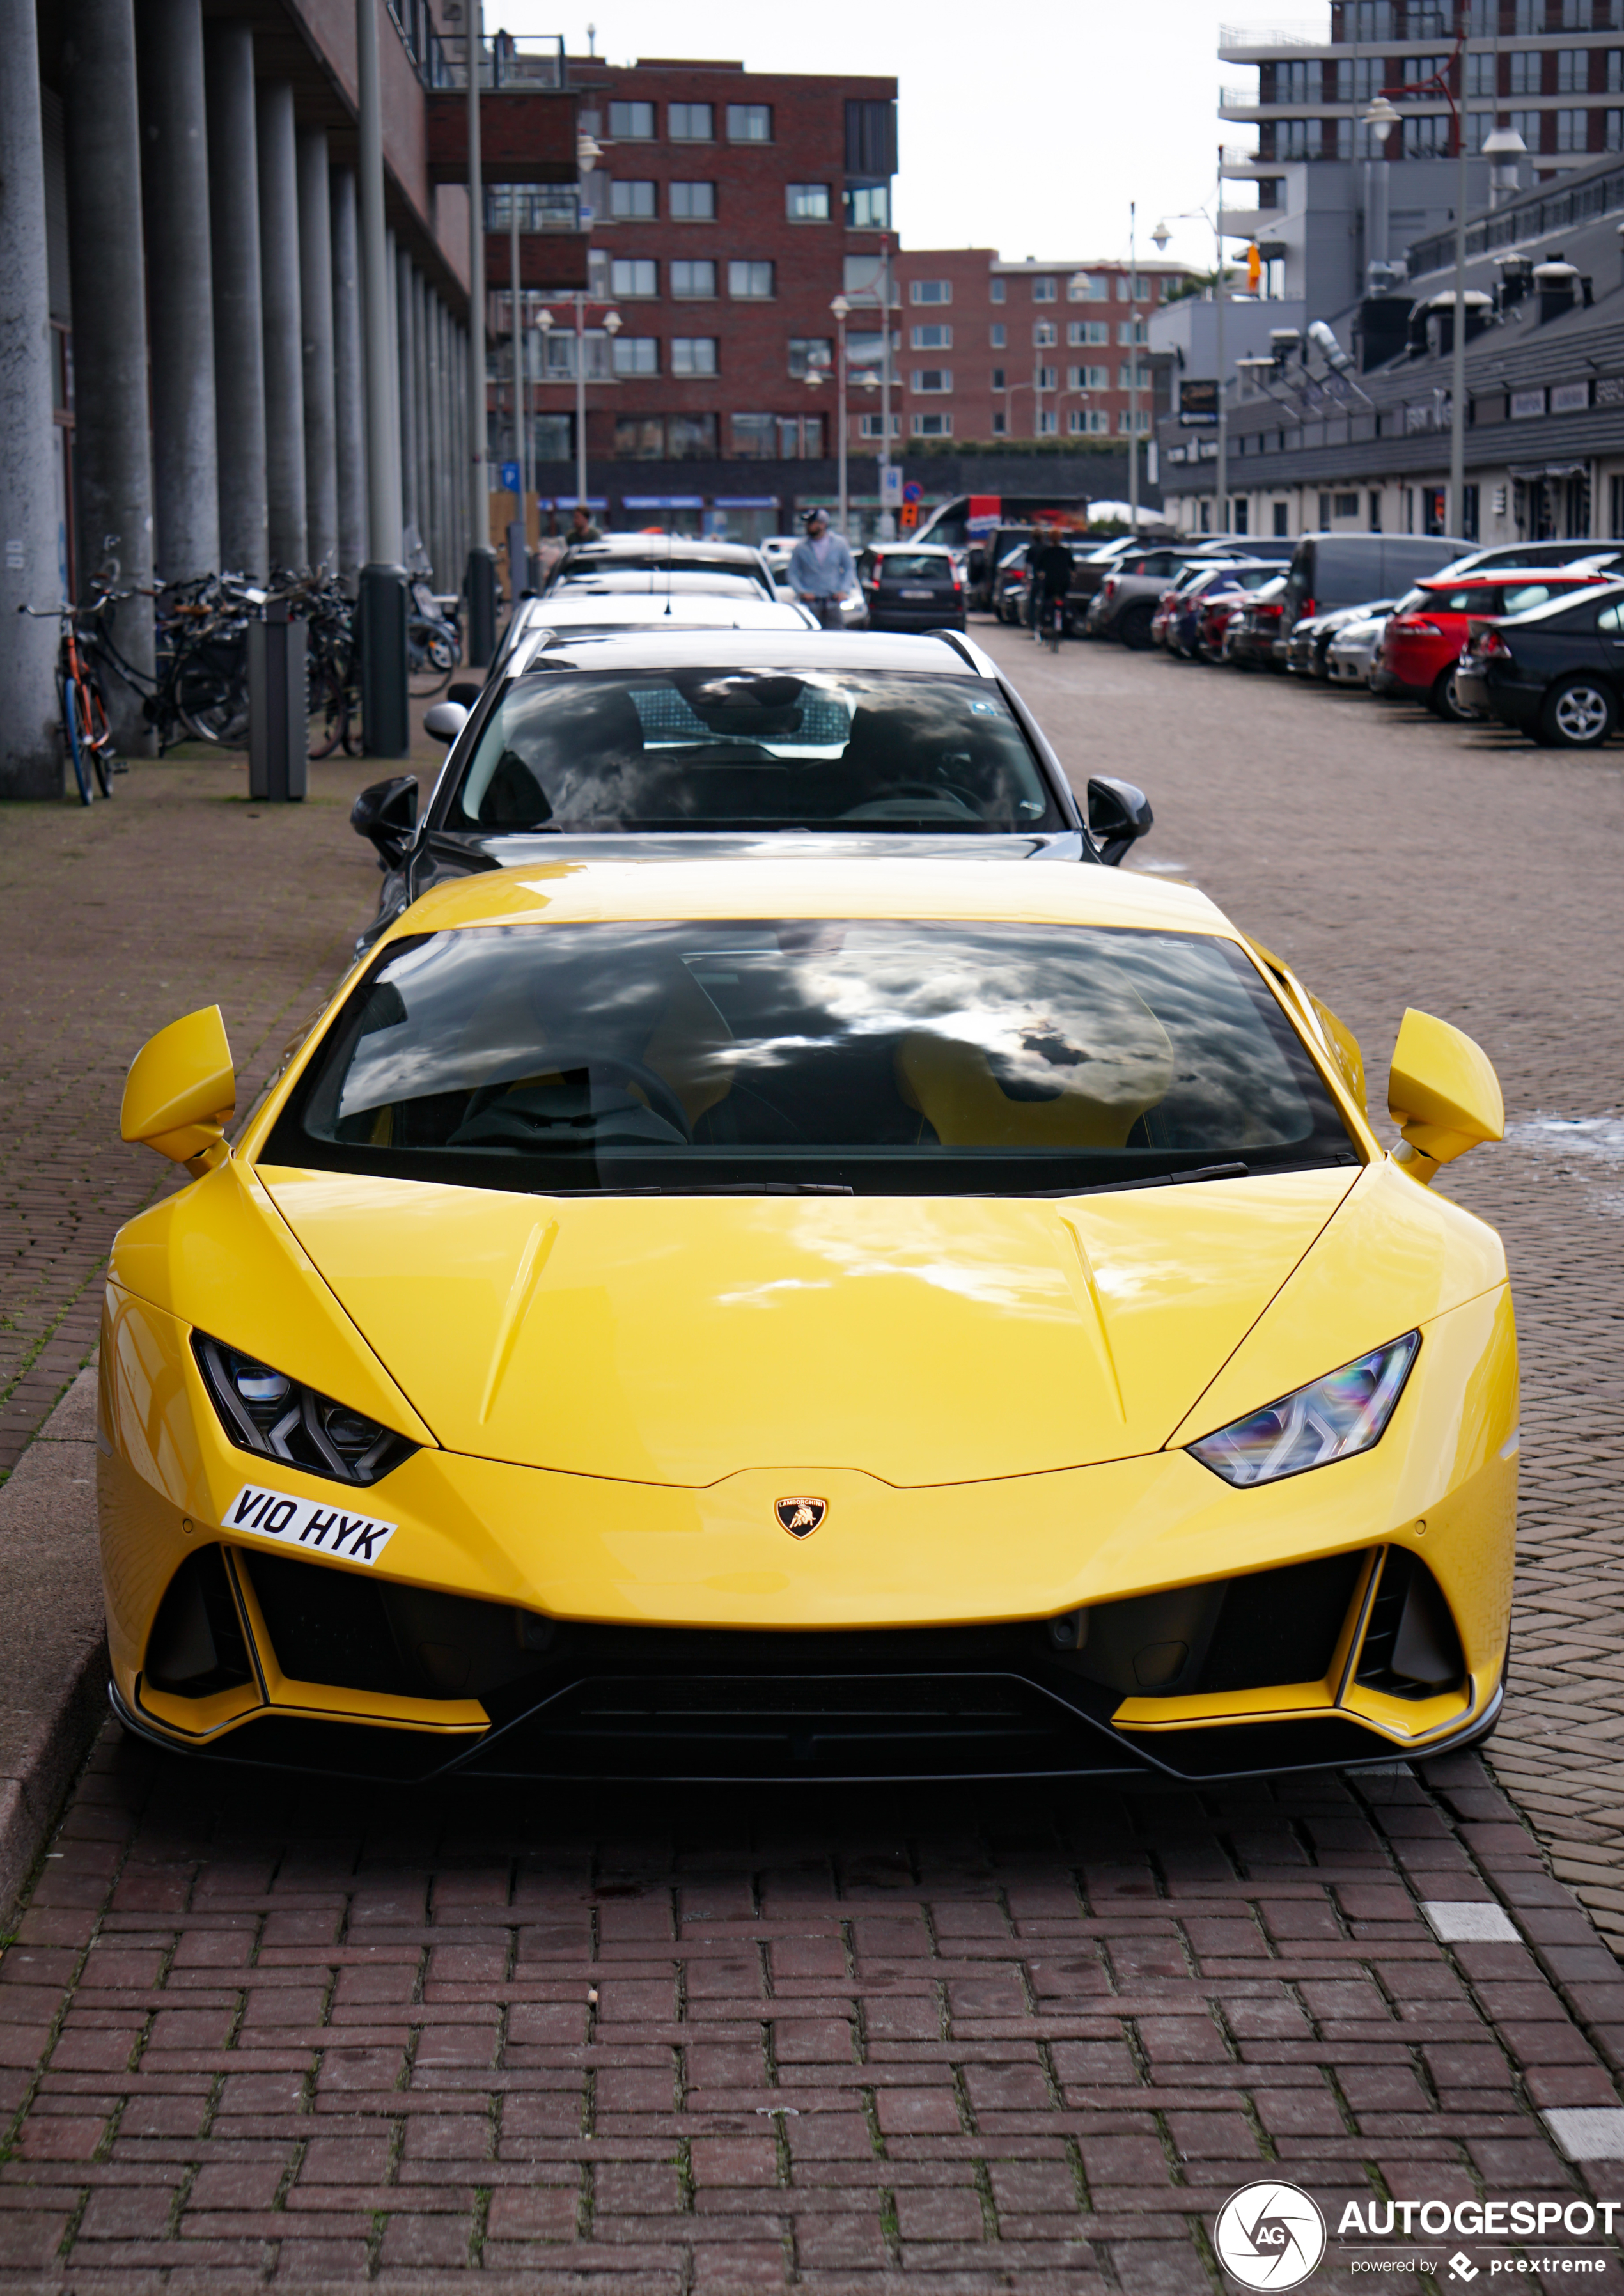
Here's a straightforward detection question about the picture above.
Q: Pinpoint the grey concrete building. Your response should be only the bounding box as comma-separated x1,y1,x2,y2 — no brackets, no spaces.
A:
2,0,582,798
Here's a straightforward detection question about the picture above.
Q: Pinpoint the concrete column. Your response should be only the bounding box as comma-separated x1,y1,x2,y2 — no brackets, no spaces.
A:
330,166,365,586
205,20,266,577
63,0,156,747
0,0,62,796
386,229,403,549
297,127,337,573
412,269,431,567
453,320,469,568
423,289,442,579
256,81,305,569
396,243,418,552
437,299,455,579
137,0,219,585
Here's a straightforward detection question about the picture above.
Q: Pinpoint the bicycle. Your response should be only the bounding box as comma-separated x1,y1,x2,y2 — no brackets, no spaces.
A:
1043,591,1067,653
19,600,123,802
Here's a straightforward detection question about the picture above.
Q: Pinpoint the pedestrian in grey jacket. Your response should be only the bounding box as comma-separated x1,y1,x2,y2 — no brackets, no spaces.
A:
787,511,855,629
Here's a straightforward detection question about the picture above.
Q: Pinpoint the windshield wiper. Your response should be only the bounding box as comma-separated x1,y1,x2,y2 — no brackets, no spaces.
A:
541,1181,856,1197
1017,1163,1253,1198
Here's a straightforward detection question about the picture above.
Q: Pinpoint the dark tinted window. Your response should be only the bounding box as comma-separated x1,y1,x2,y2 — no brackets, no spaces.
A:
550,568,770,598
874,554,953,582
440,670,1063,836
269,922,1357,1197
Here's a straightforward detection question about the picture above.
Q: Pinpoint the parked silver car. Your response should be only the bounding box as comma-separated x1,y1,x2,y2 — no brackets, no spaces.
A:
1325,602,1396,687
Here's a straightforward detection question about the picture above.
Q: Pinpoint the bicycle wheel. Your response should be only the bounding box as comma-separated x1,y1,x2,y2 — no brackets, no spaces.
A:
176,660,250,745
60,676,94,805
78,669,120,795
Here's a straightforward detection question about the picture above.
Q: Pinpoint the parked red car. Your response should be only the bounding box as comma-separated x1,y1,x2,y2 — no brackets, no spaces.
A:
1374,568,1611,719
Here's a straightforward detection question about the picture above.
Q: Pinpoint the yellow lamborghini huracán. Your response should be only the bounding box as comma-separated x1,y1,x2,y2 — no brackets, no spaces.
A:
100,855,1514,1783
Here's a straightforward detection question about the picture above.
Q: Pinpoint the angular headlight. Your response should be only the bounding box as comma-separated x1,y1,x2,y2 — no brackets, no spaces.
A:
1188,1332,1420,1488
193,1334,417,1487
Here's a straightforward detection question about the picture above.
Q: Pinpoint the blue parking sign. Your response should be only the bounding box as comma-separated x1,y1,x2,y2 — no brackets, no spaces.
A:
499,461,522,493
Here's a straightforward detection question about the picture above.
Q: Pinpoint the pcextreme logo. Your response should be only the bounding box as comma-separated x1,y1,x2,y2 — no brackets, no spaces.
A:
1214,2182,1327,2288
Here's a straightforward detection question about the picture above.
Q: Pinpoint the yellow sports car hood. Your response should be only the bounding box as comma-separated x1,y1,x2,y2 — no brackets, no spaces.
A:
258,1166,1358,1486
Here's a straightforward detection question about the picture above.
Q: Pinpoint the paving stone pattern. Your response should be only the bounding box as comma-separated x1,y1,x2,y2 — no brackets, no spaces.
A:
2,636,1624,2288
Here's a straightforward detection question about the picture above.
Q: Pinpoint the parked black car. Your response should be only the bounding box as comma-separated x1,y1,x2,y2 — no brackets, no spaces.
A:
857,544,965,633
1455,580,1624,746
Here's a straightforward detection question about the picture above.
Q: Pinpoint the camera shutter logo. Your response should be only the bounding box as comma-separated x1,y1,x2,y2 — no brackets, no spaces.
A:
1214,2182,1327,2289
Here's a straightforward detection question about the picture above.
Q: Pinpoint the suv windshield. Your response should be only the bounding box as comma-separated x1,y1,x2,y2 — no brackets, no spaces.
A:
265,921,1357,1198
441,669,1065,835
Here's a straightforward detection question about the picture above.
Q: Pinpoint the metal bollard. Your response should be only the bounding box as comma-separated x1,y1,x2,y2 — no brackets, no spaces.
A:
247,598,308,801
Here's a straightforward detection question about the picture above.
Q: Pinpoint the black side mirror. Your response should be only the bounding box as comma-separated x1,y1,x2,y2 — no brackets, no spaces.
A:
351,774,419,870
1086,776,1153,868
446,682,482,708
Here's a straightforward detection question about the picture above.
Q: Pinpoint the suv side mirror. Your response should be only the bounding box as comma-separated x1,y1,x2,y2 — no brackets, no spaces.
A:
423,701,468,746
1387,1008,1504,1184
121,1005,235,1173
1086,776,1153,866
351,774,418,868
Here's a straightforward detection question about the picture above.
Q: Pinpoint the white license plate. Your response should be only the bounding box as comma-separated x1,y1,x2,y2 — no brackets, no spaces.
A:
224,1481,398,1565
898,588,938,601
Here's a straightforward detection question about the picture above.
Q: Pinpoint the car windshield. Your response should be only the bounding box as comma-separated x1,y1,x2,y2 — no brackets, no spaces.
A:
440,669,1064,836
547,569,769,598
873,554,951,582
269,921,1358,1198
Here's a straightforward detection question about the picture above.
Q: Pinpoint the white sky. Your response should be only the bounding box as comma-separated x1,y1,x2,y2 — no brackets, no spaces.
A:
494,0,1334,277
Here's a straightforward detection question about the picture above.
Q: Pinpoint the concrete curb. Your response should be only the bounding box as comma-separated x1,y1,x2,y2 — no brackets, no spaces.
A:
0,1367,108,1925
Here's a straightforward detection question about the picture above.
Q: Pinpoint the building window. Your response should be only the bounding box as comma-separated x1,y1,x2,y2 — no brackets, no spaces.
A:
1318,490,1331,526
612,336,659,376
1403,114,1449,155
670,336,718,375
1037,409,1058,434
1368,488,1382,533
1070,320,1109,347
912,324,951,348
991,366,1006,389
911,279,952,304
1611,50,1624,88
670,259,717,299
990,277,1006,302
1116,409,1150,433
845,183,889,229
779,414,823,458
1033,321,1056,347
730,412,777,457
843,97,894,171
727,102,772,141
1556,107,1589,148
669,181,715,221
1402,52,1449,85
988,323,1005,348
789,337,833,377
1273,501,1290,537
1278,118,1324,158
1072,363,1108,389
609,258,657,300
1348,0,1393,33
992,410,1008,435
1510,109,1543,148
847,331,894,370
1031,276,1058,302
728,260,775,299
668,413,718,458
1118,361,1148,389
1115,272,1150,301
607,100,655,139
1069,272,1108,301
1464,51,1496,98
857,411,902,438
1117,318,1146,345
912,368,951,393
614,416,665,458
786,183,831,221
1232,497,1249,535
1035,364,1057,391
1508,50,1542,94
669,102,714,141
1558,47,1591,89
1334,491,1358,519
609,180,657,219
1466,109,1495,150
843,254,889,300
912,412,952,436
1608,107,1624,146
534,412,573,460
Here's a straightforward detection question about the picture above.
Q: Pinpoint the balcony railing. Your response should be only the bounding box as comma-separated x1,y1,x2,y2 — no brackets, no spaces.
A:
425,32,566,91
1218,18,1333,52
485,187,581,231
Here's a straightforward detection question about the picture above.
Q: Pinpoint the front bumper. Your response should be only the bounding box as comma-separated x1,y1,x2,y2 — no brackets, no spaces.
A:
100,1281,1518,1782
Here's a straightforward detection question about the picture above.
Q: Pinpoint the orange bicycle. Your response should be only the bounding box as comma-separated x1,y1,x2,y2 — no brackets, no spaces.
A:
19,598,124,802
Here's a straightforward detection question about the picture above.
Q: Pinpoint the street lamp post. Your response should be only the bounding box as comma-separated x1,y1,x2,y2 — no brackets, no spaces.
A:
1362,10,1471,538
829,294,850,536
464,0,497,664
880,237,894,540
573,133,602,515
1152,175,1230,536
1128,201,1140,527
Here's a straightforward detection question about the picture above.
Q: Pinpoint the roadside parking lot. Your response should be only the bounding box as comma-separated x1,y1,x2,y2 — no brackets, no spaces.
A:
3,630,1624,2290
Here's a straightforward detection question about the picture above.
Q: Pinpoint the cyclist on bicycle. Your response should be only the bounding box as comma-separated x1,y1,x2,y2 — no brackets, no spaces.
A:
1029,530,1076,638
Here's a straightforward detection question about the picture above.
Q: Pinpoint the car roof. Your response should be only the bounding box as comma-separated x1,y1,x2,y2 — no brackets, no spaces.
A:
385,853,1230,941
1418,566,1605,588
505,628,999,676
868,540,954,553
513,594,814,641
556,533,768,565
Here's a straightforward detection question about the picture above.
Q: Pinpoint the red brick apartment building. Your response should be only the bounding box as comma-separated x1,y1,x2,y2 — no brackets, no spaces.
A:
496,57,1195,527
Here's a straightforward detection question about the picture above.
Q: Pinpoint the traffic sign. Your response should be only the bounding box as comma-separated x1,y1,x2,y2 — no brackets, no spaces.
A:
499,460,522,494
880,466,902,505
903,480,923,503
898,503,919,531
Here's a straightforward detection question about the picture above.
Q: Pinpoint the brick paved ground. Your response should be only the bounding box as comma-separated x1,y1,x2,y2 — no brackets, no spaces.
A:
3,630,1624,2289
